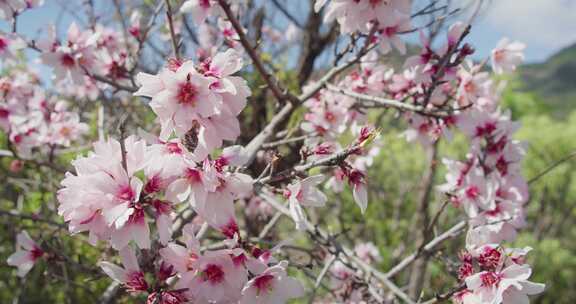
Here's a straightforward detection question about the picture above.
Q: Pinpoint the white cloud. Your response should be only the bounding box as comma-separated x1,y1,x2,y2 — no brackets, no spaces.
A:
482,0,576,50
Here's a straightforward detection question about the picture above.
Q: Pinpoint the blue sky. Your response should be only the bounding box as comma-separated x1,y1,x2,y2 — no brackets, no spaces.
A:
462,0,576,62
1,0,575,67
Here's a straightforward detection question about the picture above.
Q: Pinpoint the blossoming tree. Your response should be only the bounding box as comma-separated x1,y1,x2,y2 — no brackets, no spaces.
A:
1,0,550,303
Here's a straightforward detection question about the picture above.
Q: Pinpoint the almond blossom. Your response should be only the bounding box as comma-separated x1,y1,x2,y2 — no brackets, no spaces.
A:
320,0,412,35
239,261,304,304
285,175,327,230
159,224,201,274
376,10,412,54
180,0,218,24
6,231,44,277
134,51,249,149
465,264,545,304
175,249,247,303
135,60,221,139
166,156,252,238
99,247,149,293
57,136,152,250
0,0,25,21
0,32,25,61
0,70,89,155
40,23,99,84
354,242,382,264
491,38,526,75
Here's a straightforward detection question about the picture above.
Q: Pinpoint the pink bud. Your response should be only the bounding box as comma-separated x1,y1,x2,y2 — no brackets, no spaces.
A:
10,159,23,172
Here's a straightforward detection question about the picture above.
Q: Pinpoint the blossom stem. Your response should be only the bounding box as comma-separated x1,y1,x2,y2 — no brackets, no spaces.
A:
164,0,180,60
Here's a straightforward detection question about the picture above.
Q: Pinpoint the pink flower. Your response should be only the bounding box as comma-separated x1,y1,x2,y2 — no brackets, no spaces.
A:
465,264,545,304
99,247,149,293
180,0,217,24
329,260,365,301
145,138,190,181
456,168,497,217
57,136,152,250
354,242,381,264
456,109,519,145
446,21,467,50
322,0,411,34
0,32,25,61
323,0,371,34
176,249,248,303
147,291,187,304
452,289,481,304
166,159,252,237
326,167,346,193
0,0,26,21
376,11,411,54
6,231,44,277
218,19,242,49
160,224,201,274
348,169,368,213
44,111,88,147
200,49,251,117
240,261,305,304
301,91,348,139
129,11,142,39
153,199,174,245
40,23,99,84
285,175,327,230
456,67,492,108
491,38,525,75
135,61,222,140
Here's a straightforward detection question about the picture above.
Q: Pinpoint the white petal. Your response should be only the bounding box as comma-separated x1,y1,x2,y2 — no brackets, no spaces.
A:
119,246,140,272
99,261,128,283
353,183,368,214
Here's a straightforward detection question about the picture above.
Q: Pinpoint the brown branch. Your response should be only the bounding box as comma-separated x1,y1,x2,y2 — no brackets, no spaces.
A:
408,142,439,298
384,221,467,279
326,84,452,117
270,0,302,28
528,150,576,184
164,0,180,60
217,0,289,103
257,143,361,185
0,209,66,229
258,190,416,304
88,73,138,93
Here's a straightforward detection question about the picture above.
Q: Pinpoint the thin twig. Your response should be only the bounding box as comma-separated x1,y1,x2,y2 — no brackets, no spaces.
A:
262,134,312,148
327,84,453,118
218,0,289,103
315,254,336,289
528,151,576,184
164,0,180,59
384,221,467,279
258,190,416,304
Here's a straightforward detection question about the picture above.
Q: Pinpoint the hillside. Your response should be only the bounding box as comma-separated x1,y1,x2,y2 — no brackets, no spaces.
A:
520,43,576,116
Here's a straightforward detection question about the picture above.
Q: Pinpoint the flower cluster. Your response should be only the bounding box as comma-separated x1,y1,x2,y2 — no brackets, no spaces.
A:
316,0,412,53
38,20,136,94
0,0,43,21
52,38,307,300
433,38,546,302
2,1,549,303
99,224,304,304
134,49,250,160
454,245,544,304
0,68,88,156
327,242,383,302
